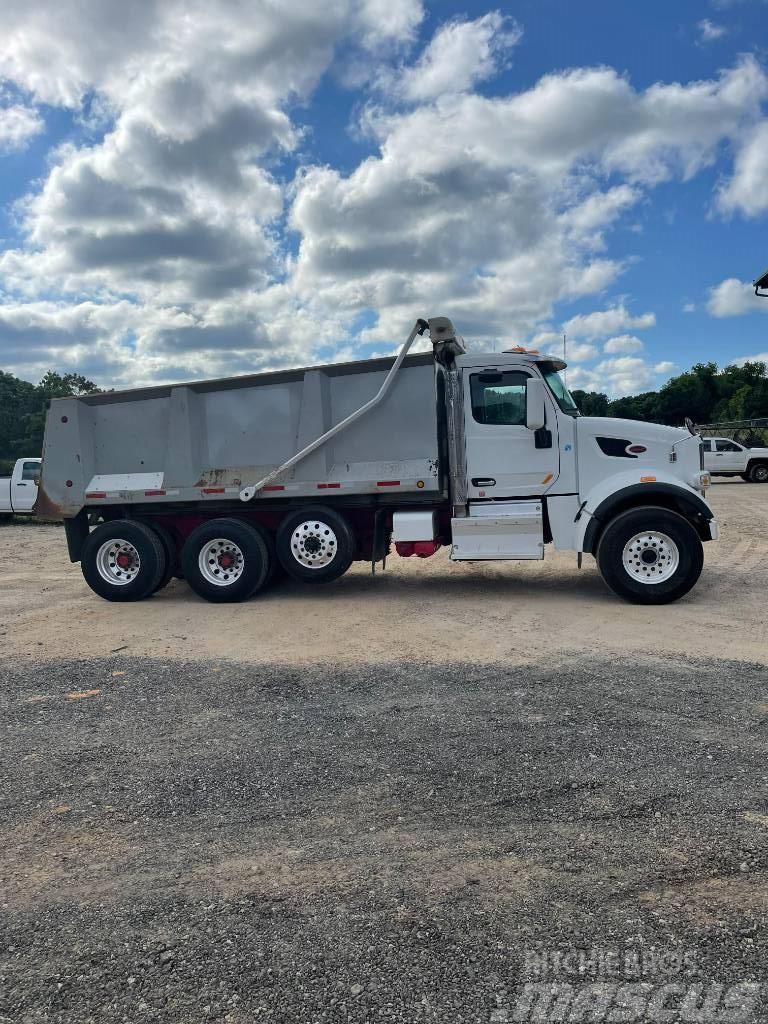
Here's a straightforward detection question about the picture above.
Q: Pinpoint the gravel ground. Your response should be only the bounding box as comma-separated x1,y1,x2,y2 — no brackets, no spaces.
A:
2,655,767,1022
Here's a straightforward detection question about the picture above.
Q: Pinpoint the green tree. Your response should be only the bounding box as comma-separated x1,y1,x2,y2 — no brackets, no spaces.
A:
571,390,609,417
653,363,719,425
0,369,100,470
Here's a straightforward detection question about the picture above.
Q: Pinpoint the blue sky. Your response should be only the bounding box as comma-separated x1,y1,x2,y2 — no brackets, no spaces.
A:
0,0,767,396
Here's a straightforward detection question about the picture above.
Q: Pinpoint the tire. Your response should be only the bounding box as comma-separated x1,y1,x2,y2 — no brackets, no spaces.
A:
748,462,768,483
181,517,270,603
81,520,166,602
249,520,279,587
276,505,355,584
741,473,750,482
596,506,704,605
147,521,179,594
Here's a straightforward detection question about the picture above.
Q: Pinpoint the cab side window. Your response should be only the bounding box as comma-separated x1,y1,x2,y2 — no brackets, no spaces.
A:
715,440,739,452
702,440,713,452
470,371,530,426
22,462,40,482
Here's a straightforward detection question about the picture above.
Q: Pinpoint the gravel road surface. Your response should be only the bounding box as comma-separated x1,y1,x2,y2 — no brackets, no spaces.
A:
2,655,767,1022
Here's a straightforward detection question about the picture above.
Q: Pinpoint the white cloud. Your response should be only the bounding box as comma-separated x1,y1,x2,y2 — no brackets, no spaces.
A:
594,356,655,395
698,19,728,42
683,302,696,313
561,185,640,246
355,0,424,50
735,352,768,366
569,353,678,397
717,121,768,216
398,12,521,102
707,278,768,316
604,334,644,354
0,102,43,150
563,305,656,341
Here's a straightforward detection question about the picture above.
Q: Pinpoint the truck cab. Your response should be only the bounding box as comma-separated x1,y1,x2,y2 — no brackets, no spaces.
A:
0,458,42,516
439,342,715,601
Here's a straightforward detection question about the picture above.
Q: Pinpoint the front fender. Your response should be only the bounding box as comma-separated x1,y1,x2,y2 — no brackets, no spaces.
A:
576,470,714,553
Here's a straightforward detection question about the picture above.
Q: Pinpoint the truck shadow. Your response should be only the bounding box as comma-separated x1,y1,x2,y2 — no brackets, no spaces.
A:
160,565,613,604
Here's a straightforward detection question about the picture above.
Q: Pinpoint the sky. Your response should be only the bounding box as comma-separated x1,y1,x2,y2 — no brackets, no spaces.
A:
0,0,768,397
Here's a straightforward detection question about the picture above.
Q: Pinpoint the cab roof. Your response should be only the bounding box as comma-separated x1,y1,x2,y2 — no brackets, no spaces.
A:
457,351,567,371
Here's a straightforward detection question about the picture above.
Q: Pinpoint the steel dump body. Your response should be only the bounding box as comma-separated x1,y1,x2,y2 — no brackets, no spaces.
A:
39,353,443,519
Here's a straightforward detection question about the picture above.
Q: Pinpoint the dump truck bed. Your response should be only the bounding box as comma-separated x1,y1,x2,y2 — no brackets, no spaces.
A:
39,353,443,519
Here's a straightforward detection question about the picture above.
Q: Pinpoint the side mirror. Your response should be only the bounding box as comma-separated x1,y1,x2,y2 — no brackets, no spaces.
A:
526,378,546,430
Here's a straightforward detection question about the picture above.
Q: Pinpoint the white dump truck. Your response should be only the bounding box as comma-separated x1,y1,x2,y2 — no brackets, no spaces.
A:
38,317,715,605
0,457,41,517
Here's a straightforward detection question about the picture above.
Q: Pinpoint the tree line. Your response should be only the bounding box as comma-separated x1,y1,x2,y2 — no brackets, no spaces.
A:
0,370,99,475
1,359,768,476
573,360,768,427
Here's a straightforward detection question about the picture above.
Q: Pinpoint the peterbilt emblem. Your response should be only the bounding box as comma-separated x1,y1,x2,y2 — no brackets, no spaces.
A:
626,444,647,455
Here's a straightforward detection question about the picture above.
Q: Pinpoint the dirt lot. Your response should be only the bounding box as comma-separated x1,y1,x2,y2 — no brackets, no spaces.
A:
1,481,767,1022
1,481,767,666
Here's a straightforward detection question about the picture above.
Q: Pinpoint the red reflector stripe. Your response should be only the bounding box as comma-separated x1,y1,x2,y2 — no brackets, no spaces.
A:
263,485,285,491
202,487,225,494
144,489,166,496
317,482,341,489
377,480,400,487
86,491,107,499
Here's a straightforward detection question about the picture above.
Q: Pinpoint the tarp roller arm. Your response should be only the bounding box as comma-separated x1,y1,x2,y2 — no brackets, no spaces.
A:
239,318,430,501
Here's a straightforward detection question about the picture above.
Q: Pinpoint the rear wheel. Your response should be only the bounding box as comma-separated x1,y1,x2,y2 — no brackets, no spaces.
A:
147,521,179,593
181,518,270,603
748,462,768,483
596,506,703,605
81,520,166,602
276,506,355,584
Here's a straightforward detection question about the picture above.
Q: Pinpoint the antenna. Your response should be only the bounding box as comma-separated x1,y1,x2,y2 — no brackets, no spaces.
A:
562,332,567,387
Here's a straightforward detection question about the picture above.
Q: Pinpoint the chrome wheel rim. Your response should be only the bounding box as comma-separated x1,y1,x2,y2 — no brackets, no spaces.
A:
199,538,245,586
96,539,141,586
290,520,337,569
753,465,768,482
622,531,679,584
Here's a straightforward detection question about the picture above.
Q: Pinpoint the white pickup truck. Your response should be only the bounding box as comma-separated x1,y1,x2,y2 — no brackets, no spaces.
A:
0,458,41,516
702,438,768,482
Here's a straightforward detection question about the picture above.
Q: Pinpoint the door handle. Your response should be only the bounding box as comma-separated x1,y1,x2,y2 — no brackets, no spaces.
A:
17,482,27,486
471,477,496,487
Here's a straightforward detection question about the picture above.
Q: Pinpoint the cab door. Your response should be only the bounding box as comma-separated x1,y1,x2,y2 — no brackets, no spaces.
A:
14,460,40,511
714,439,744,472
462,366,559,499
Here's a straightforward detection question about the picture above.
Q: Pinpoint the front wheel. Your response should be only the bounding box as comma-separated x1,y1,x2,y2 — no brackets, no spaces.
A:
596,506,704,605
748,462,768,483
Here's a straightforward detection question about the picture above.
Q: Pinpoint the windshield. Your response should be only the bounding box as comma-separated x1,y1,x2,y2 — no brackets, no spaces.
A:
539,363,579,416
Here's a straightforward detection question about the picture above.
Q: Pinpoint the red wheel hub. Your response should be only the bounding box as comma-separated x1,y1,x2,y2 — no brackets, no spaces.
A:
116,552,134,570
218,553,235,570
